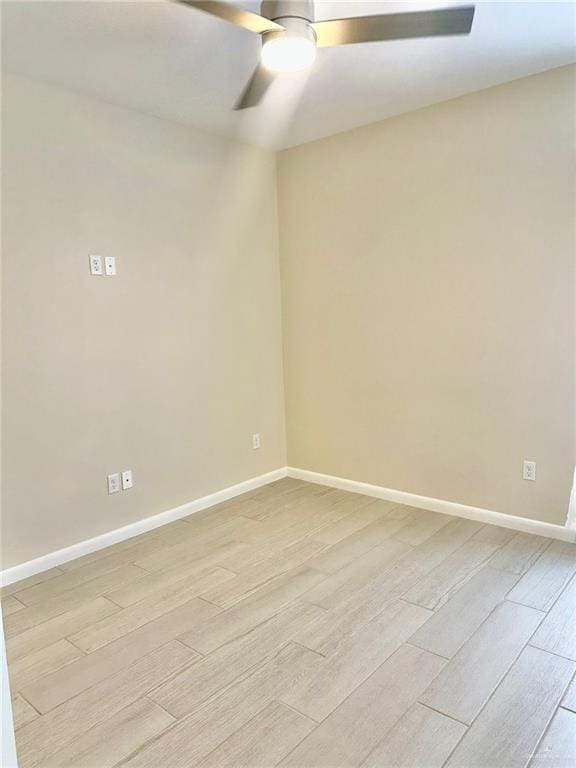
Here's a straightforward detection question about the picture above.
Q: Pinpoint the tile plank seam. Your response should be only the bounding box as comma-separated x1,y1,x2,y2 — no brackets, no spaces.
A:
435,646,575,765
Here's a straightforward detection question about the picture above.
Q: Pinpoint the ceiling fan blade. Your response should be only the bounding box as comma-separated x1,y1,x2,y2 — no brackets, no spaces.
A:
235,64,276,109
312,6,475,48
176,1,284,34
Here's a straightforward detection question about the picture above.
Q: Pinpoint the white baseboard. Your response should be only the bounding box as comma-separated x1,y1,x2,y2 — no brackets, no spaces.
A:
0,468,288,587
4,463,573,587
288,467,576,543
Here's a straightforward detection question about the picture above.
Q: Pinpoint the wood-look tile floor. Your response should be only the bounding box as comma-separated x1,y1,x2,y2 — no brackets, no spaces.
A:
3,478,576,768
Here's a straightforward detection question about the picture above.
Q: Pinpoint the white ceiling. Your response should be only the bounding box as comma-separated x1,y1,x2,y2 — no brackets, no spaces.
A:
3,1,576,149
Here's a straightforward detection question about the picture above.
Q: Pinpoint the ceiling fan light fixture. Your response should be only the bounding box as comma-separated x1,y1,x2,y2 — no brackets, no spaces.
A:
261,36,316,72
182,1,476,108
261,20,317,73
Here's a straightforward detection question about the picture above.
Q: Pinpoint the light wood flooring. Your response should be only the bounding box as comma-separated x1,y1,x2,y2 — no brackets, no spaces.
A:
3,478,576,768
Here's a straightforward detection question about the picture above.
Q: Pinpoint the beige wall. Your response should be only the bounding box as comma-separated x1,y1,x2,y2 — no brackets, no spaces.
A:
278,65,576,526
2,75,286,567
2,65,575,570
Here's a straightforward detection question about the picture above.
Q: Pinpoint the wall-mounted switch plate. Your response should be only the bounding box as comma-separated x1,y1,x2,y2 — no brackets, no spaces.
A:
121,470,133,490
108,473,120,494
90,255,103,276
104,256,116,276
252,433,261,450
523,460,536,481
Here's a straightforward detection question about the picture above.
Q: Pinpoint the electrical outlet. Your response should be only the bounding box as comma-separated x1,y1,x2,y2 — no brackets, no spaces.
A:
523,460,536,481
252,433,261,450
89,255,103,276
104,256,116,276
122,470,133,490
108,473,120,494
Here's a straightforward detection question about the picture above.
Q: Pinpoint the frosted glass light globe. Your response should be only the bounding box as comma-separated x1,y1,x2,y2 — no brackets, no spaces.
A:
261,34,317,72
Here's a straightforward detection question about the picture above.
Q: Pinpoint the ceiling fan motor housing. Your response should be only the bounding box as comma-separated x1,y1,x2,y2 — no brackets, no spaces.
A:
261,0,316,50
261,1,314,23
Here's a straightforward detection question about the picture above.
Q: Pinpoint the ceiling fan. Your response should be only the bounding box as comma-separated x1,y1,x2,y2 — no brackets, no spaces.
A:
177,1,475,109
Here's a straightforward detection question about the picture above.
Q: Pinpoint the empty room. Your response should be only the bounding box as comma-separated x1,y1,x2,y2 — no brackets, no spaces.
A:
1,1,575,767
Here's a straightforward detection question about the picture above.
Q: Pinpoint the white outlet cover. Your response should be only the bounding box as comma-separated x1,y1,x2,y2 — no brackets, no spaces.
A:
89,255,103,276
107,473,120,494
121,469,133,490
252,433,261,450
523,460,537,481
